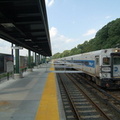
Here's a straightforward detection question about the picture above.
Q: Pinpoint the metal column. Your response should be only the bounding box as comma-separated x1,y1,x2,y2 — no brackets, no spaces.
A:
15,45,19,73
35,52,37,66
38,54,40,65
28,50,33,72
14,45,22,79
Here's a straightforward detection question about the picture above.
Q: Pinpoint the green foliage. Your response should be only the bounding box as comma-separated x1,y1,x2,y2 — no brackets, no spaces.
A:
52,52,61,59
52,18,120,59
70,47,79,55
61,50,70,57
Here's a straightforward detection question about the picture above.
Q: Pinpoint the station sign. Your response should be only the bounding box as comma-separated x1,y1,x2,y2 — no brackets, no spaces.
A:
11,46,23,49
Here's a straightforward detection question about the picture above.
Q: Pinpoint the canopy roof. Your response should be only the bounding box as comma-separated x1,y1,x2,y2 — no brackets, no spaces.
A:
0,0,52,56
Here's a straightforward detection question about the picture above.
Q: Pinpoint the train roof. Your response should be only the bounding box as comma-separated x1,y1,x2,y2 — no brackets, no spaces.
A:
60,48,120,59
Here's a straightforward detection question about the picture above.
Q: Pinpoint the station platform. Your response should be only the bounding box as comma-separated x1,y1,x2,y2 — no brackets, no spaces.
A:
0,63,65,120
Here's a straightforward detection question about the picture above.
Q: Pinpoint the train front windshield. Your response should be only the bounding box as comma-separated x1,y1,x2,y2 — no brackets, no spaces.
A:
103,57,110,65
113,56,120,65
112,55,120,78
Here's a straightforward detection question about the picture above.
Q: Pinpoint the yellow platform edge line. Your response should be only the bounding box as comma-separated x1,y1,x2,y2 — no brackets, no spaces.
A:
35,64,60,120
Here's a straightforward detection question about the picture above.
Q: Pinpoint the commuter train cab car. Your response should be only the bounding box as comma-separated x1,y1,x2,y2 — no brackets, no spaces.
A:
56,48,120,89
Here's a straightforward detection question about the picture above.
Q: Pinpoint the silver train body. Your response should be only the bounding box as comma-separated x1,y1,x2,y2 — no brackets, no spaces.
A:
57,48,120,89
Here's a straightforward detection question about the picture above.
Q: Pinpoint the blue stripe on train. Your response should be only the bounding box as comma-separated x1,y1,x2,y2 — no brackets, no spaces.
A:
67,60,95,68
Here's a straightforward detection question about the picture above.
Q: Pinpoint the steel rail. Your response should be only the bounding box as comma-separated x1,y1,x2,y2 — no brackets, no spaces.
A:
66,73,112,120
57,74,81,120
75,73,120,106
72,73,120,115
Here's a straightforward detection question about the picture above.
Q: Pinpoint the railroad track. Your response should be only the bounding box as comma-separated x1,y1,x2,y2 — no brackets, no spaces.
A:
107,90,120,100
69,73,120,116
57,73,113,120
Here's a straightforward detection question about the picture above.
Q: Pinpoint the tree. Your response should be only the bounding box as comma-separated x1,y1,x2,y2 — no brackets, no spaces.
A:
61,50,70,57
52,18,120,59
52,52,61,59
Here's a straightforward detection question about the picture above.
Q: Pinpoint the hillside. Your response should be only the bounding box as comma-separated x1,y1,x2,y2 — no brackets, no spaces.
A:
52,18,120,59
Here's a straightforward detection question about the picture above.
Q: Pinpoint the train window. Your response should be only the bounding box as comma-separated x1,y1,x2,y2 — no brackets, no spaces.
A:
96,58,99,65
113,56,120,65
103,57,110,65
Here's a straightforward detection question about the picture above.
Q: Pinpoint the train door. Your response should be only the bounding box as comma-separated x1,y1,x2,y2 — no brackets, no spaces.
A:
95,56,99,76
111,55,120,78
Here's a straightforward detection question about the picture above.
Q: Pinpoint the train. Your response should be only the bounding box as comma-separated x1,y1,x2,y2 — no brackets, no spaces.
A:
55,48,120,89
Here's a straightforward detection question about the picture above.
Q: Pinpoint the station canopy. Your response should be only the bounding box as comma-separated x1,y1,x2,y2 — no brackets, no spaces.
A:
0,0,52,56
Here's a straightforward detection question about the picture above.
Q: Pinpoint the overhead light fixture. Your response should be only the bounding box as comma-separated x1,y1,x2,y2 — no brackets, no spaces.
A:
1,23,15,28
25,39,32,41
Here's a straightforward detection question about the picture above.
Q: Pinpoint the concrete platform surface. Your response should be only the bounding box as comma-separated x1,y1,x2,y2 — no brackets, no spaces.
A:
0,64,65,120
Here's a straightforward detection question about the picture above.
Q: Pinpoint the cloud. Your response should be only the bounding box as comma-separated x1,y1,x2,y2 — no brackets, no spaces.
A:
0,39,11,54
49,27,77,54
0,38,28,56
83,29,97,36
105,16,111,19
45,0,55,7
50,27,58,37
0,38,10,47
0,46,11,54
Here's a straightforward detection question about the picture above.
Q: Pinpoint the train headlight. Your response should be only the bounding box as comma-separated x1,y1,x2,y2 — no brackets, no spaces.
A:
115,49,120,52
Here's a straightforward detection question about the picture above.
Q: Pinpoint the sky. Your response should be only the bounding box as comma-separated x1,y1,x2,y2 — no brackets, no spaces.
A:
0,0,120,56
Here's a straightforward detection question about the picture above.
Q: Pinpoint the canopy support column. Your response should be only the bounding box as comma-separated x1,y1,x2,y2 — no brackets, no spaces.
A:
34,52,38,69
14,45,22,79
27,50,33,72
